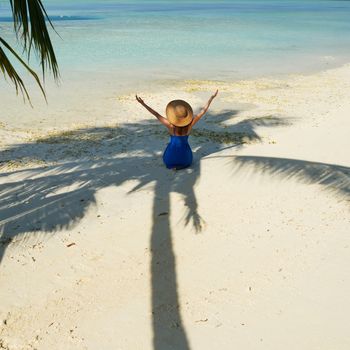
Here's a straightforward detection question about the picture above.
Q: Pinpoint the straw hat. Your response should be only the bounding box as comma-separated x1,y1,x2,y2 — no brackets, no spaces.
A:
166,100,193,127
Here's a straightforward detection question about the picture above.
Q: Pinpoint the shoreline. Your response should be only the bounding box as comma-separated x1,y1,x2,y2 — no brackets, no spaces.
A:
1,56,349,103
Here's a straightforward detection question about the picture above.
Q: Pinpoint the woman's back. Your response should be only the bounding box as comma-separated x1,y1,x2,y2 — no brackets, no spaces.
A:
171,124,192,136
163,133,192,169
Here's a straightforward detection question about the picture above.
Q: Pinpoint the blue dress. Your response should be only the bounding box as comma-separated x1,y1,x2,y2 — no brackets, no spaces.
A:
163,133,193,169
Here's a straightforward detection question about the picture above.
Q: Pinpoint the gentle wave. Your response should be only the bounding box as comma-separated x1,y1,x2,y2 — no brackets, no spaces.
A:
0,15,101,23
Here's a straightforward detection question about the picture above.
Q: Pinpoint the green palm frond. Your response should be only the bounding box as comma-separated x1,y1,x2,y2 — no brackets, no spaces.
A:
10,0,59,79
0,37,46,105
0,0,59,103
10,0,30,48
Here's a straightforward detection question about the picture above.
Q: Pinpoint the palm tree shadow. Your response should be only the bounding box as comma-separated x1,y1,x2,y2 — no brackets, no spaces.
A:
150,180,190,349
230,155,350,200
200,154,350,203
0,110,292,349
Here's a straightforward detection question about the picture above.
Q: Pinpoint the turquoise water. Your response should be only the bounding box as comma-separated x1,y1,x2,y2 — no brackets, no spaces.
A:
2,0,350,81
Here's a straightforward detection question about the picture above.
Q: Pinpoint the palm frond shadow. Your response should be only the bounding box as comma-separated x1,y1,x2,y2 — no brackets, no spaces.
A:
0,109,291,349
0,111,291,241
193,109,291,148
217,155,350,200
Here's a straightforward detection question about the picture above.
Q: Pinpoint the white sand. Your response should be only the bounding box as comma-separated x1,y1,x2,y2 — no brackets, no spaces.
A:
0,65,349,349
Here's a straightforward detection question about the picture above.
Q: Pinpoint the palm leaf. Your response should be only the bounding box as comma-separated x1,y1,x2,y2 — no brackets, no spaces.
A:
0,37,46,105
10,0,59,80
0,0,59,103
10,0,29,48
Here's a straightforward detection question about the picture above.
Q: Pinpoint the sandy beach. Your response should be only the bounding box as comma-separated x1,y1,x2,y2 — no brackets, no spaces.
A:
0,63,350,349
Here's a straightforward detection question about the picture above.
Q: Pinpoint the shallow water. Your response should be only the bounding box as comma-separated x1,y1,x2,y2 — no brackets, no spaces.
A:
1,0,350,83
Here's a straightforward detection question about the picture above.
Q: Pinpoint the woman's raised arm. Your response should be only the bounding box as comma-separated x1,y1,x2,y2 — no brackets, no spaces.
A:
136,95,172,128
191,89,218,126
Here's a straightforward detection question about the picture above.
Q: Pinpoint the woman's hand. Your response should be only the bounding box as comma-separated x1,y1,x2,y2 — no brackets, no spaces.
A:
211,89,219,100
136,94,145,105
208,90,218,104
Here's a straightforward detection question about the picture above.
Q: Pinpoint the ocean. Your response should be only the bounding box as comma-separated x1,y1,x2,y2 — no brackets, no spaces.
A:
1,0,350,82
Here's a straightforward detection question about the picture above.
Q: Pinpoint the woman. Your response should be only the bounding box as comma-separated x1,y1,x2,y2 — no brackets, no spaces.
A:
136,90,218,170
